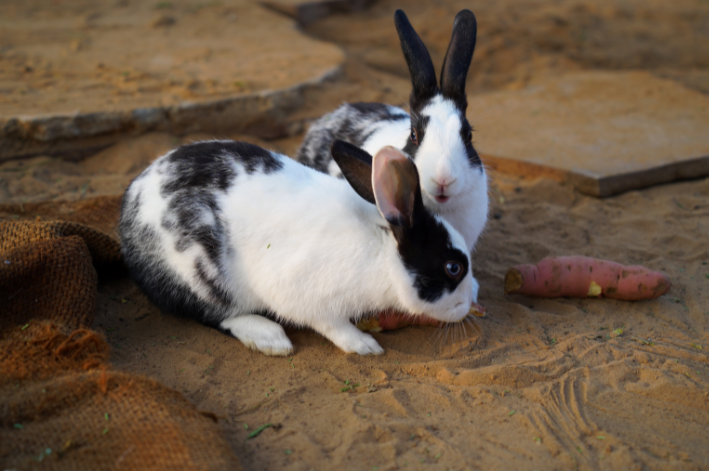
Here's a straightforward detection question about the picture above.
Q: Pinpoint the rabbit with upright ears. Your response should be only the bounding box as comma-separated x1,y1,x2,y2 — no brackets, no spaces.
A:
297,9,488,301
119,139,474,356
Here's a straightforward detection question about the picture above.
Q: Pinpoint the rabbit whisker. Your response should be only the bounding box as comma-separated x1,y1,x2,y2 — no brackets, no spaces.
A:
469,104,502,124
467,99,487,121
387,86,414,115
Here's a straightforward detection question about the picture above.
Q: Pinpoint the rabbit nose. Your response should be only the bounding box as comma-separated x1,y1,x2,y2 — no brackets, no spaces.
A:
432,178,456,203
432,177,456,191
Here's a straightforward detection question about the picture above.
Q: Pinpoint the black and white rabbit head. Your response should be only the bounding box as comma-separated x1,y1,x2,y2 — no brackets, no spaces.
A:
332,140,474,322
395,9,484,209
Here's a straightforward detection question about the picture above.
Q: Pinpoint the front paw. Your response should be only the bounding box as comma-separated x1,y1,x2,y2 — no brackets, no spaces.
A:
242,335,294,357
342,332,385,356
221,315,293,356
320,322,385,355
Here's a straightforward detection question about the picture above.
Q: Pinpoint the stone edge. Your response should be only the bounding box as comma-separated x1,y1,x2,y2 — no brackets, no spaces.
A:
0,64,343,162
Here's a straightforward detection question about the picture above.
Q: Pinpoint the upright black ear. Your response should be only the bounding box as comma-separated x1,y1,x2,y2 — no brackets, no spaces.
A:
330,140,375,205
440,9,477,110
394,9,439,108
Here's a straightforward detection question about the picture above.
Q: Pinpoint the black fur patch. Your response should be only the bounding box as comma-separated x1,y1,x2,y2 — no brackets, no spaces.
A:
133,258,224,324
465,142,482,168
299,126,337,174
119,205,225,326
162,189,222,263
336,116,365,148
163,141,282,194
460,119,482,168
195,258,233,306
160,140,283,268
401,139,418,161
392,192,469,302
332,105,402,148
349,102,407,122
401,115,430,161
163,143,234,194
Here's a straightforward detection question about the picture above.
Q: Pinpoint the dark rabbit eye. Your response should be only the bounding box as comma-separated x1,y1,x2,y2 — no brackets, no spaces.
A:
466,129,472,142
445,261,463,280
411,128,419,145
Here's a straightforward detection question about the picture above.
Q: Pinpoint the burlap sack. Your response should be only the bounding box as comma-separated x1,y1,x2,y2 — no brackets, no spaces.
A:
0,195,123,237
0,204,243,470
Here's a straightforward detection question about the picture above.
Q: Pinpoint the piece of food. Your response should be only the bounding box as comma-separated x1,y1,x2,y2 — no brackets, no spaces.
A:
468,302,487,318
356,302,487,332
356,310,440,332
504,256,671,300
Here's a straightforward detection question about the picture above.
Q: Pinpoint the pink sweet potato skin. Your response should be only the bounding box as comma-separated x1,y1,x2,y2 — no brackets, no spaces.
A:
376,311,441,330
359,302,488,332
505,256,671,300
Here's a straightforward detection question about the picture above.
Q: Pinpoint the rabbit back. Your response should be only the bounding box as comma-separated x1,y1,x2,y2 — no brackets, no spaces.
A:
297,102,410,177
120,140,396,327
119,141,287,327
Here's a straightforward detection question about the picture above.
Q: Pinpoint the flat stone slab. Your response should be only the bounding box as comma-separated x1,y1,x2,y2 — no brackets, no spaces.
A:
472,71,709,196
0,0,343,161
262,0,375,26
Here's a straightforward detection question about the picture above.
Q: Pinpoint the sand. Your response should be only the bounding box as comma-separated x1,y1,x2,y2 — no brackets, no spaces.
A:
0,0,344,161
0,0,343,117
1,0,708,470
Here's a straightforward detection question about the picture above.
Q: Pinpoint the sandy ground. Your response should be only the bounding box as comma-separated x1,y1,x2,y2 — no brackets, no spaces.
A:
87,171,709,471
1,1,709,470
0,0,342,116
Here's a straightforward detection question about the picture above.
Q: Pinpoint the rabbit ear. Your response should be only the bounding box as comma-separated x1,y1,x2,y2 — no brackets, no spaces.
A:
330,140,375,204
394,9,438,107
440,9,477,110
372,146,421,228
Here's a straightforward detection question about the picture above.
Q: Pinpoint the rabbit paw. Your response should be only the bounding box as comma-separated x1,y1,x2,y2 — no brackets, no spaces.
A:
221,315,293,356
319,321,385,355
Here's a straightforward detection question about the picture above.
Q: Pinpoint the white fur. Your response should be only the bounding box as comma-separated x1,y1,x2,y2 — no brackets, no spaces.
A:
360,96,489,256
123,146,474,356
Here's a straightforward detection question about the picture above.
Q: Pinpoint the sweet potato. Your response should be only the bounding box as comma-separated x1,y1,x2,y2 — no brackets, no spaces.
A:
356,302,487,333
504,256,671,300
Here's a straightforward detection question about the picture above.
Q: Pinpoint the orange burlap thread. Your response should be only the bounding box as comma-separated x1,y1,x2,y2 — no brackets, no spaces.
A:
0,217,242,470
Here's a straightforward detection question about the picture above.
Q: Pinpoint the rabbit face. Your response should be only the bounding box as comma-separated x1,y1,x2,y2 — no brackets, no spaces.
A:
408,95,484,211
392,214,475,323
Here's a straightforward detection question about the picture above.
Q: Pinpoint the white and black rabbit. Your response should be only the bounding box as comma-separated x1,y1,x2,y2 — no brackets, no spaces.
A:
297,10,489,300
119,139,474,356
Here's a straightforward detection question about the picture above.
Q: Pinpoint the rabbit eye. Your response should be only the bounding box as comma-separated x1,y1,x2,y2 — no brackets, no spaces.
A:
466,129,472,142
445,261,463,280
410,129,419,145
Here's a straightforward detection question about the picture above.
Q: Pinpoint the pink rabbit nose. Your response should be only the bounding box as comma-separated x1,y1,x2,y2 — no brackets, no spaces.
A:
431,177,456,188
432,178,455,203
432,177,456,189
